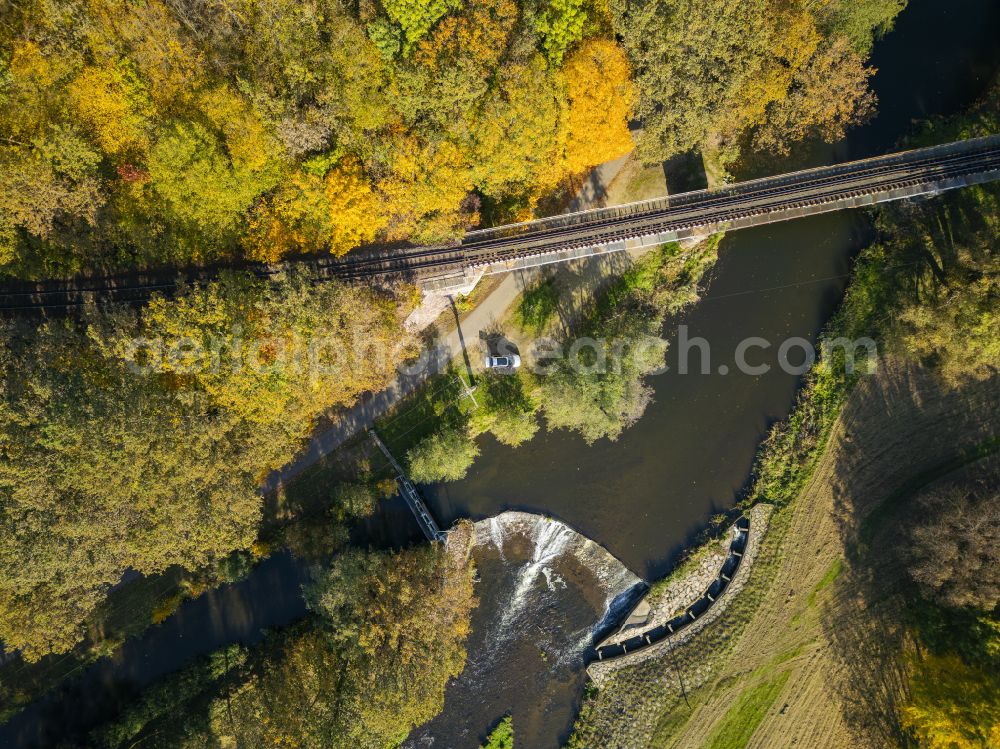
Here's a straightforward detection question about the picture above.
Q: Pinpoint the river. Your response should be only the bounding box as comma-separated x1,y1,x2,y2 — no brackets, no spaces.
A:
2,0,999,746
416,0,1000,745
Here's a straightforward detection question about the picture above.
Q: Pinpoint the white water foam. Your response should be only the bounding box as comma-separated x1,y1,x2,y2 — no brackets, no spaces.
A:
473,512,645,662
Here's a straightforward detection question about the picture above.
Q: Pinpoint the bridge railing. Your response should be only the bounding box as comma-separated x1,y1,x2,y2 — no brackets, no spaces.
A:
461,134,1000,245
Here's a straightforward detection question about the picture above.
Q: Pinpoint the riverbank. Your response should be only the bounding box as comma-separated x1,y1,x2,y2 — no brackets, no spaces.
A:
567,170,1000,747
569,360,999,748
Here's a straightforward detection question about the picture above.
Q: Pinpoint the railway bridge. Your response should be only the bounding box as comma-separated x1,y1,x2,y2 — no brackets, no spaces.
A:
394,133,1000,293
2,134,1000,310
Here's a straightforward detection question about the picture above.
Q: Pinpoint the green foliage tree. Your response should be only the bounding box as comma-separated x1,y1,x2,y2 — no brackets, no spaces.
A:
535,240,716,444
537,339,662,444
408,427,481,482
148,121,271,236
818,0,907,54
380,0,462,53
332,482,380,520
0,273,407,659
84,541,476,748
874,183,1000,383
536,0,588,65
474,373,540,447
482,715,514,749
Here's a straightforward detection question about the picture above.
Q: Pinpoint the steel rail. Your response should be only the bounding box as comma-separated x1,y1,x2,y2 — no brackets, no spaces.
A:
3,138,999,310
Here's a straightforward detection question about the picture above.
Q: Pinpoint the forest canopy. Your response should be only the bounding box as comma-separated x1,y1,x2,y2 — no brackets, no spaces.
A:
0,0,903,277
0,0,636,277
0,272,409,659
88,539,478,748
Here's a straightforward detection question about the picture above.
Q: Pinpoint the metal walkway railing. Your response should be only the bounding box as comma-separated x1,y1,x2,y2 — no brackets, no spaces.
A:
369,431,447,543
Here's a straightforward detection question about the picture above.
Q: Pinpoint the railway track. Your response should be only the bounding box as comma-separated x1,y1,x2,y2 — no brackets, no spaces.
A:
3,135,1000,311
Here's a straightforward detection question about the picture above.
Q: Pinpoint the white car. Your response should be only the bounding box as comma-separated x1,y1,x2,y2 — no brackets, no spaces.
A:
484,354,521,370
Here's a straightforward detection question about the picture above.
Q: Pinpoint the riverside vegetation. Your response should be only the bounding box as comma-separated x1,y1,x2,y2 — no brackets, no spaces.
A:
0,0,913,742
0,0,897,277
87,536,477,749
399,235,722,486
567,86,1000,748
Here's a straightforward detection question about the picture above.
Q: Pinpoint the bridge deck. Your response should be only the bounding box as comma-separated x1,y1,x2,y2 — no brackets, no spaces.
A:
3,135,1000,309
369,431,446,543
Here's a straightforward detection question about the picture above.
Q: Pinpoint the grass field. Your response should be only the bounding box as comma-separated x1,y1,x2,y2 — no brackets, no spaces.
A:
701,671,790,749
568,362,1000,749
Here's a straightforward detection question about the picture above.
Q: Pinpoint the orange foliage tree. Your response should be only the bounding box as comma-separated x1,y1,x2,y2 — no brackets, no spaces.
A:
561,39,637,175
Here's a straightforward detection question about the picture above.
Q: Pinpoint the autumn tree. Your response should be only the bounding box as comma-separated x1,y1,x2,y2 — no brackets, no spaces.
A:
561,39,636,175
901,654,1000,749
0,0,650,275
754,37,876,155
378,133,476,243
467,56,564,202
0,127,104,270
906,476,1000,611
67,63,153,156
245,158,386,261
612,0,900,161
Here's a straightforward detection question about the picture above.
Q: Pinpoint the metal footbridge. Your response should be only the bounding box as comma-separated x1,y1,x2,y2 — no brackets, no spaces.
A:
3,135,1000,309
369,431,446,543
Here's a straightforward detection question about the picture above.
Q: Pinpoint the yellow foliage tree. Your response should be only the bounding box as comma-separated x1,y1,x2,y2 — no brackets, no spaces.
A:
468,56,563,198
754,36,877,155
378,133,474,243
245,158,385,261
198,85,286,176
324,159,387,254
727,7,819,137
67,64,154,155
901,653,1000,748
3,40,78,140
560,39,636,176
415,0,519,73
85,0,205,107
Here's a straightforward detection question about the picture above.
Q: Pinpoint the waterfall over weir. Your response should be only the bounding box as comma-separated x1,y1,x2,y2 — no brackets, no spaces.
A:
407,512,644,749
475,512,646,653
